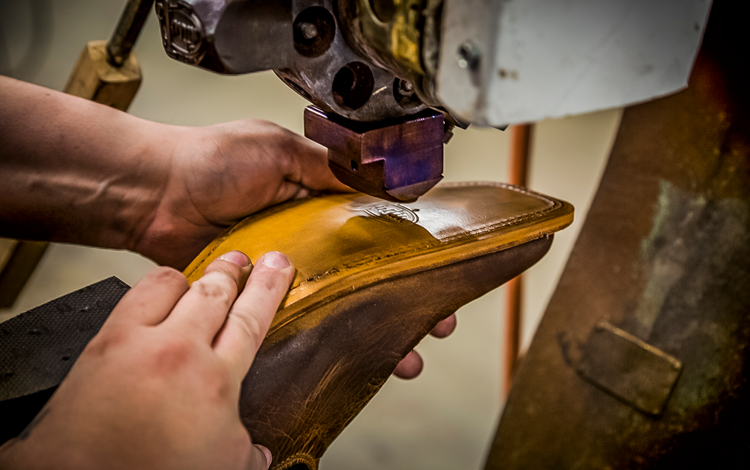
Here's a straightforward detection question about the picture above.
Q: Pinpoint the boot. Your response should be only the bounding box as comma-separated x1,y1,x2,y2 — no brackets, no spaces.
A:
182,182,573,470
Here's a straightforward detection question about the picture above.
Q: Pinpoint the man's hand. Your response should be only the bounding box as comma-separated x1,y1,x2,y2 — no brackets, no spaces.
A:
0,76,348,268
129,120,351,270
393,315,457,379
0,250,295,470
0,76,453,381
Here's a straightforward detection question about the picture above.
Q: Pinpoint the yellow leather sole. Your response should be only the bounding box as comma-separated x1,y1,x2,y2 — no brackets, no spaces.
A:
185,182,572,336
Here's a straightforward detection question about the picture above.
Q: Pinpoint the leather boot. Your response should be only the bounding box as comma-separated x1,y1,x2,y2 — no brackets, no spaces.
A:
183,182,573,470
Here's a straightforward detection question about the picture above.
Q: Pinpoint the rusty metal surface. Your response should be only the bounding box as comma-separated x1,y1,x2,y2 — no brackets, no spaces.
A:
485,1,750,468
304,106,444,202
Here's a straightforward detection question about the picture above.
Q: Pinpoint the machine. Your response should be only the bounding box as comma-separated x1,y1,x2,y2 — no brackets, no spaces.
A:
150,3,750,469
153,0,710,201
7,1,750,469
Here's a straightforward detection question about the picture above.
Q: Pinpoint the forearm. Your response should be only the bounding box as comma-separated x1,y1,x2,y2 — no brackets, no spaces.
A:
0,75,173,250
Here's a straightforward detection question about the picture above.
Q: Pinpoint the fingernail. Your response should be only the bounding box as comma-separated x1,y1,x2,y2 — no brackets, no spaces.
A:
262,251,291,269
218,251,251,267
256,445,272,469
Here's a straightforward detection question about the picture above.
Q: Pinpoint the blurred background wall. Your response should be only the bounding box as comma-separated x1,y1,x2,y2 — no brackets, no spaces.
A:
0,1,620,468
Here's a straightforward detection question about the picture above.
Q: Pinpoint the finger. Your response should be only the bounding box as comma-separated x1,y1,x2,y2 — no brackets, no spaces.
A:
213,251,295,382
393,350,424,379
162,251,252,342
430,314,457,339
105,266,188,328
247,444,272,470
287,135,353,193
271,181,311,205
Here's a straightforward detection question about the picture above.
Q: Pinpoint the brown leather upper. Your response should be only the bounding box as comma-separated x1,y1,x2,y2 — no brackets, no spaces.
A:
183,182,573,470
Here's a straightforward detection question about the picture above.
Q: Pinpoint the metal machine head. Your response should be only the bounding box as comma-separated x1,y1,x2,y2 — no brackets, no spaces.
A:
154,0,455,201
154,0,710,201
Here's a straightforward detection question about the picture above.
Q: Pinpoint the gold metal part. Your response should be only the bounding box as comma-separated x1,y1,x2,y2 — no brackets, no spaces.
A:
345,0,426,79
64,40,142,111
390,0,424,73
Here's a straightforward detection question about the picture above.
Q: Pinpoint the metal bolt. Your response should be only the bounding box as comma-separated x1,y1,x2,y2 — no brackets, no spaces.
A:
397,79,414,96
457,41,480,70
299,22,318,40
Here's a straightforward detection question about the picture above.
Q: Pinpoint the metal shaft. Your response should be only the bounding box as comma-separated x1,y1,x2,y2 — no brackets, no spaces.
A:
106,0,155,66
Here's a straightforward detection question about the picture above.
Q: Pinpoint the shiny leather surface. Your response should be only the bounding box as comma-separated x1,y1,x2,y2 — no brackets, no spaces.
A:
184,182,573,470
185,183,572,326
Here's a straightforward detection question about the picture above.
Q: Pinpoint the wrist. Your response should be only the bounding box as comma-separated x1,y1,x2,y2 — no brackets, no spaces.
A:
124,124,221,269
119,120,185,256
0,79,176,252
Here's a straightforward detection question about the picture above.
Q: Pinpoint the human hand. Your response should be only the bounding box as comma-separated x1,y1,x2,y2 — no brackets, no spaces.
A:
126,118,456,379
130,120,351,270
392,314,457,379
0,250,295,470
0,78,449,383
0,79,347,266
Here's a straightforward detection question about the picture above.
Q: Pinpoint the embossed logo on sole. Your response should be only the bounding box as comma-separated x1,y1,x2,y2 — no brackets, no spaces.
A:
353,203,419,224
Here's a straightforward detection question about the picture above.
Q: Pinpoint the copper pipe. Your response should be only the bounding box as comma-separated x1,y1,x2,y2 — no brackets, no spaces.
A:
504,123,533,398
509,124,532,187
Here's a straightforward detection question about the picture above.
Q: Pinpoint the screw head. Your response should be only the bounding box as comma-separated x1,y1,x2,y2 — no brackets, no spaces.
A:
397,79,414,95
298,22,318,40
457,41,481,70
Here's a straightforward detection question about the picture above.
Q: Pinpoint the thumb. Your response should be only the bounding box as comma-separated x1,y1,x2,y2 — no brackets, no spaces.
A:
248,444,272,469
290,133,353,193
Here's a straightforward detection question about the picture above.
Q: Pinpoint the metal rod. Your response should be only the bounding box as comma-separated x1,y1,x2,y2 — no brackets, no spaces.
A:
106,0,155,66
504,123,533,398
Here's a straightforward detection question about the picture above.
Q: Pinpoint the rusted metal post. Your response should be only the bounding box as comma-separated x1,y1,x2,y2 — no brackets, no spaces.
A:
504,123,533,397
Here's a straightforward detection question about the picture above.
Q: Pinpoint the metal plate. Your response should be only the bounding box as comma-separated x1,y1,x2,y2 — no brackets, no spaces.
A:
437,0,711,126
576,322,681,416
